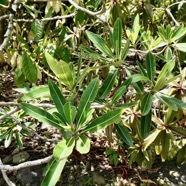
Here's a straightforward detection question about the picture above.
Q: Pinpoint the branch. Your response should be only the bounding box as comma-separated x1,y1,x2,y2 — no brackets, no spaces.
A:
0,14,14,52
0,15,9,21
68,0,108,24
0,159,16,186
0,107,19,120
0,155,53,171
165,8,180,26
13,12,76,22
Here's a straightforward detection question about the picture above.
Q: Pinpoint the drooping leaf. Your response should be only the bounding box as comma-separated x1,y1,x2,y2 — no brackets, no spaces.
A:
141,93,152,116
113,18,122,57
21,86,50,101
82,109,123,133
76,135,91,154
115,124,133,146
41,157,67,186
20,103,62,129
53,138,75,161
31,20,43,40
141,110,152,139
22,52,37,83
77,78,99,127
146,52,156,82
86,31,115,59
98,71,117,99
48,80,66,113
112,78,132,103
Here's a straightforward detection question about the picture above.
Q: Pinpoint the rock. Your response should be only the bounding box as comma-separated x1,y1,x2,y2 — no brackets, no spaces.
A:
2,155,12,164
92,172,106,185
12,151,30,164
16,165,44,186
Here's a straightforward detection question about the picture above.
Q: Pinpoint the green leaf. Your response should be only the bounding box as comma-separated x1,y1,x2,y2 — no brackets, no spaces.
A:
76,135,91,154
98,71,117,99
141,93,152,116
81,46,107,61
86,31,114,59
115,124,133,146
174,43,186,52
154,60,175,91
82,109,122,133
113,18,122,57
45,53,74,89
16,132,23,149
77,78,99,127
41,157,67,186
63,102,76,125
156,94,178,111
53,138,75,161
112,78,132,103
21,86,50,101
22,52,37,83
143,129,162,151
20,103,62,129
137,61,148,77
31,20,43,40
166,96,186,110
114,102,137,109
141,110,152,139
131,74,150,83
146,52,156,82
171,26,186,42
121,40,130,61
48,80,66,113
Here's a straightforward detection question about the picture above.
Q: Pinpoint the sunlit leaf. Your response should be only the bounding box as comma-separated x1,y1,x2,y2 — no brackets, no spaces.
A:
82,109,123,133
141,93,152,116
146,52,156,82
53,138,75,161
76,135,90,154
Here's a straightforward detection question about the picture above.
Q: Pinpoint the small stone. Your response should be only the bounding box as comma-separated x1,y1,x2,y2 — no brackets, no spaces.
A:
92,172,105,185
13,151,30,164
169,170,180,177
3,155,12,164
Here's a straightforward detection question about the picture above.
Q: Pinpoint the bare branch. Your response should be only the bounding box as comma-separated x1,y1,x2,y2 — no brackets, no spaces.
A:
13,12,76,22
165,8,180,26
68,0,108,24
0,107,19,120
0,155,53,171
0,15,9,21
0,14,14,52
0,159,16,186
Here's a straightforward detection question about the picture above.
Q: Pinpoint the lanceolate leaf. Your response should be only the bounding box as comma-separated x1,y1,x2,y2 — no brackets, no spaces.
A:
20,103,62,129
63,102,76,125
141,93,152,116
41,157,67,186
21,85,50,101
86,31,114,59
53,138,75,161
22,52,37,83
82,109,122,133
48,80,66,113
141,110,152,139
131,74,150,83
77,78,99,127
112,78,132,103
115,124,133,146
113,18,122,57
146,52,156,82
76,135,91,154
98,71,117,99
175,43,186,52
121,40,130,61
143,129,162,151
156,94,178,111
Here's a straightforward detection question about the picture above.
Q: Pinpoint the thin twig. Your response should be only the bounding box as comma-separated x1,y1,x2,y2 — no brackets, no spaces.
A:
13,12,76,22
0,159,16,186
0,15,9,21
0,14,14,52
0,155,53,171
165,8,180,26
0,107,19,120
